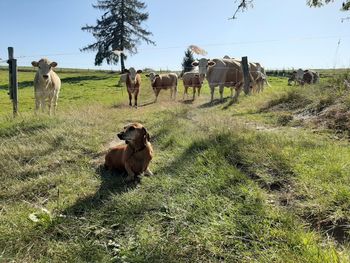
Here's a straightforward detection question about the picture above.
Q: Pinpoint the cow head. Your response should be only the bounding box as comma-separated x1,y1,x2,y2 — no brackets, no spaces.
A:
191,58,216,82
124,67,142,85
31,58,57,80
145,72,159,88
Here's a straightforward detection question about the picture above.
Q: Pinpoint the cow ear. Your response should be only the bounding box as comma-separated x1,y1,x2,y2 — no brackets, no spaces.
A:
191,61,199,67
208,61,216,67
145,74,150,77
50,62,58,68
31,61,39,67
155,74,160,78
123,69,130,73
137,70,143,74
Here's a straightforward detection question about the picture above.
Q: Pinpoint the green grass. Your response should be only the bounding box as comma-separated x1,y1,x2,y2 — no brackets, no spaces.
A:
0,69,349,262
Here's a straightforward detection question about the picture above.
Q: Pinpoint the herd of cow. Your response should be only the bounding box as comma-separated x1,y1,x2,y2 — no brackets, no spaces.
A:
287,68,320,86
120,56,271,107
29,57,320,114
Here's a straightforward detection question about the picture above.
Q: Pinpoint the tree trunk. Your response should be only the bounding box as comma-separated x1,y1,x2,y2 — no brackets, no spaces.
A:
120,0,125,72
120,54,125,72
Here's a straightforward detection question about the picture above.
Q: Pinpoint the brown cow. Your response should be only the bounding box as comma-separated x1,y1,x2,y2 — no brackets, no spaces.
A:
182,71,203,100
124,68,142,107
146,72,178,102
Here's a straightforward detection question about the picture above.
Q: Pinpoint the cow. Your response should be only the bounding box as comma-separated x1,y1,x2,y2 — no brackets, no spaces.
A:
182,70,203,100
124,67,142,107
288,69,319,86
31,58,61,115
145,72,178,102
249,62,270,93
192,58,244,103
288,70,298,86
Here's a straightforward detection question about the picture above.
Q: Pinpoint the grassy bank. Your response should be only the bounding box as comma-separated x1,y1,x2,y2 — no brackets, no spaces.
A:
0,69,349,262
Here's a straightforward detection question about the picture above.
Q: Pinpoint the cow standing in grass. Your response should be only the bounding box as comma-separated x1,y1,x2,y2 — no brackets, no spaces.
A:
146,72,178,102
182,71,203,100
193,58,245,103
124,67,142,107
31,58,61,115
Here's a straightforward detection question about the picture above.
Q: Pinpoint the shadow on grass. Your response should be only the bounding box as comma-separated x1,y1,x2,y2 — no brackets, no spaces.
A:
198,97,231,108
63,165,139,217
0,80,34,90
180,99,195,104
60,75,110,84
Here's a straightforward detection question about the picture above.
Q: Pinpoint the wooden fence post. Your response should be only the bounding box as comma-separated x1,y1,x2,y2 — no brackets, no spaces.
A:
241,56,251,95
7,47,18,117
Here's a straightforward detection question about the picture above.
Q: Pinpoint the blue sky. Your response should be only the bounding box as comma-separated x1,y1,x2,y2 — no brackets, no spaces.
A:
0,0,349,70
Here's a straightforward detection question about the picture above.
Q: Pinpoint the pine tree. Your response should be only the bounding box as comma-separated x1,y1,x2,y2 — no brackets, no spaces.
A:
182,49,195,73
81,0,155,71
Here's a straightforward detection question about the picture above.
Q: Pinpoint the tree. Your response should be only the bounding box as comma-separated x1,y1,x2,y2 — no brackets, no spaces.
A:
182,49,195,73
232,0,349,19
81,0,155,72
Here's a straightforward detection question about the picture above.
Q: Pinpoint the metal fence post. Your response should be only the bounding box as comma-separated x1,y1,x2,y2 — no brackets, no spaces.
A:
241,56,251,95
7,47,18,117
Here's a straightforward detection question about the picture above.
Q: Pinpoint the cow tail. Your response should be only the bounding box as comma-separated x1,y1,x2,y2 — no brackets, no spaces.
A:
175,77,178,93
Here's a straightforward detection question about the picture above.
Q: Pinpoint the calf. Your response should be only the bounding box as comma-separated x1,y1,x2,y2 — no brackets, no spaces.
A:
31,58,61,115
124,68,142,107
182,71,203,100
146,72,178,102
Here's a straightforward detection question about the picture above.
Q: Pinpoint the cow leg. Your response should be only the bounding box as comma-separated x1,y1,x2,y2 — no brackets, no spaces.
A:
183,86,188,100
230,87,234,98
154,89,160,102
210,85,215,103
198,87,201,97
219,85,224,102
173,86,177,100
134,90,139,108
233,85,242,102
128,92,132,107
41,97,46,113
193,87,196,100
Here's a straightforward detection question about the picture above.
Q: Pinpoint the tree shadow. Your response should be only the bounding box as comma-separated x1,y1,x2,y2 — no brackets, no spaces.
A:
62,165,139,217
60,75,110,84
0,80,34,90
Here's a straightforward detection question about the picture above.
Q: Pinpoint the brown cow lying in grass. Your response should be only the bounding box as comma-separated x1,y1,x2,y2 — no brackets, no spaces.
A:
146,72,178,102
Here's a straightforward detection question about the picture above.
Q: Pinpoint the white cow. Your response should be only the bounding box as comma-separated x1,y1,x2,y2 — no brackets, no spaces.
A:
193,58,245,102
31,58,61,115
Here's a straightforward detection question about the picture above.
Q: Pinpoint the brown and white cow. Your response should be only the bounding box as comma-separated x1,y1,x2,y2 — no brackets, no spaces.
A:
288,69,319,86
193,58,244,102
31,58,61,115
146,72,178,102
124,67,142,107
182,70,203,100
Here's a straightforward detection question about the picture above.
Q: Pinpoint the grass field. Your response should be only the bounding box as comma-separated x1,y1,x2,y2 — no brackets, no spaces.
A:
0,68,350,262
